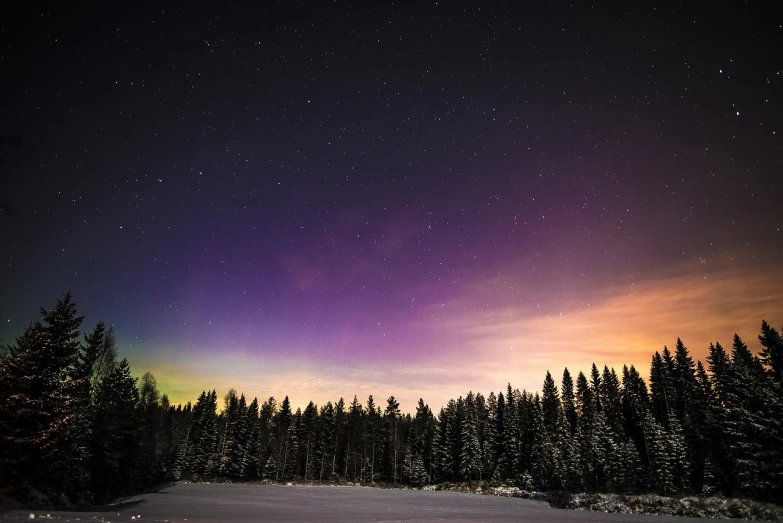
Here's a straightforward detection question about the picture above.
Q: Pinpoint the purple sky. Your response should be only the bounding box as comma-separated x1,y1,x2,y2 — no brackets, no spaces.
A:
1,2,781,411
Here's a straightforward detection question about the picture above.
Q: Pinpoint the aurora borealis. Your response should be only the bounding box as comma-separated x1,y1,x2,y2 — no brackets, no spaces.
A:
1,2,781,411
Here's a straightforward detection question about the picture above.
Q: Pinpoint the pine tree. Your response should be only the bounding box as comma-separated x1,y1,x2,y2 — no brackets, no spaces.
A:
346,395,363,482
434,401,457,482
333,397,347,479
258,396,276,478
270,396,292,480
541,371,560,431
759,320,783,381
555,405,580,491
459,392,481,483
717,334,783,500
644,411,675,495
220,391,247,479
365,395,379,483
649,351,672,426
188,389,219,477
241,397,261,479
135,372,162,490
575,371,594,420
318,401,336,482
0,292,96,496
89,359,140,501
621,364,650,469
590,364,603,413
299,402,318,480
283,409,301,480
494,392,507,481
384,396,401,484
482,392,499,480
601,366,623,436
561,368,577,435
503,384,521,480
707,342,731,403
672,339,706,490
412,398,436,484
530,396,556,489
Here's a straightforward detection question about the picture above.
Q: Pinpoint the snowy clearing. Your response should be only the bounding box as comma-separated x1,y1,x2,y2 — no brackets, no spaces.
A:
0,483,718,522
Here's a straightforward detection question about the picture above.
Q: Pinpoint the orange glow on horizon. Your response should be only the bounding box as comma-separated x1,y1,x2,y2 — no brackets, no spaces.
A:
134,256,783,413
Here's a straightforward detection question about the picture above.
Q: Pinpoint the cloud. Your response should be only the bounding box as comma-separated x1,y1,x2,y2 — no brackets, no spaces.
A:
421,256,783,393
136,256,783,414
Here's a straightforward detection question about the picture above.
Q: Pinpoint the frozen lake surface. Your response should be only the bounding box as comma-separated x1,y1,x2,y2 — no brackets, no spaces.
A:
2,483,706,522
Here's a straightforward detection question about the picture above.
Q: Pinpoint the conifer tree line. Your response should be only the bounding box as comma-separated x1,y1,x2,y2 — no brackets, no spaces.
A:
1,292,782,505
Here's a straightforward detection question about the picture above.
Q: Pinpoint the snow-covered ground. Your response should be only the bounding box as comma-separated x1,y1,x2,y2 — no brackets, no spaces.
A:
0,482,737,522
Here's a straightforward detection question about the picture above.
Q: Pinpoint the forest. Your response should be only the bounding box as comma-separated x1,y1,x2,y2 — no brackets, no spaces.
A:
1,292,782,507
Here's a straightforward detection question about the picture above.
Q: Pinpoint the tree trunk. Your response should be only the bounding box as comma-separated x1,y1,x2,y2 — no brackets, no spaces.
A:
305,443,310,481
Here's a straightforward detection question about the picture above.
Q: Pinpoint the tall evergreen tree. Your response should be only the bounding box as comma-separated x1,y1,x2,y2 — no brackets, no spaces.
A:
269,396,292,480
241,397,261,480
541,371,560,430
589,364,603,413
188,389,219,477
601,366,623,436
0,292,95,497
530,395,556,489
620,364,650,469
89,359,140,501
717,334,783,500
759,320,783,381
561,368,577,434
318,401,336,482
346,395,364,482
384,396,401,484
459,392,481,483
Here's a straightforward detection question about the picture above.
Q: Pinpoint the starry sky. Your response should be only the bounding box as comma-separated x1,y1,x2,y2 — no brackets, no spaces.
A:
1,2,781,411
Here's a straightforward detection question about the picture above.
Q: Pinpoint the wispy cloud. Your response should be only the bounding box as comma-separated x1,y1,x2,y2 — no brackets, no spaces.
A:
138,256,783,413
420,256,783,394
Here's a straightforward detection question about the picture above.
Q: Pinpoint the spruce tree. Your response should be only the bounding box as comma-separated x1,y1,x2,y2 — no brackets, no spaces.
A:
530,395,556,489
365,395,379,483
459,392,481,483
0,292,97,497
299,402,318,480
644,411,675,495
718,334,783,500
589,364,602,413
541,371,560,430
759,320,783,381
270,396,292,480
136,372,162,490
434,402,457,482
555,405,580,491
494,392,508,480
258,396,276,478
621,365,650,469
384,396,401,484
318,401,336,482
346,395,363,482
188,389,219,477
601,366,623,436
503,385,521,480
412,398,435,485
89,359,140,501
482,392,499,480
241,397,261,480
333,397,347,478
649,351,671,426
561,368,577,434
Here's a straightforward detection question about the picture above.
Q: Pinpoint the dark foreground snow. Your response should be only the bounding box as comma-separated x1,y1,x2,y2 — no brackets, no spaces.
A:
0,483,720,522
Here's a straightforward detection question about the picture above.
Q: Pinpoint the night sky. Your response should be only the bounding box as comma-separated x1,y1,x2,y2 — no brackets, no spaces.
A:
1,2,781,411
